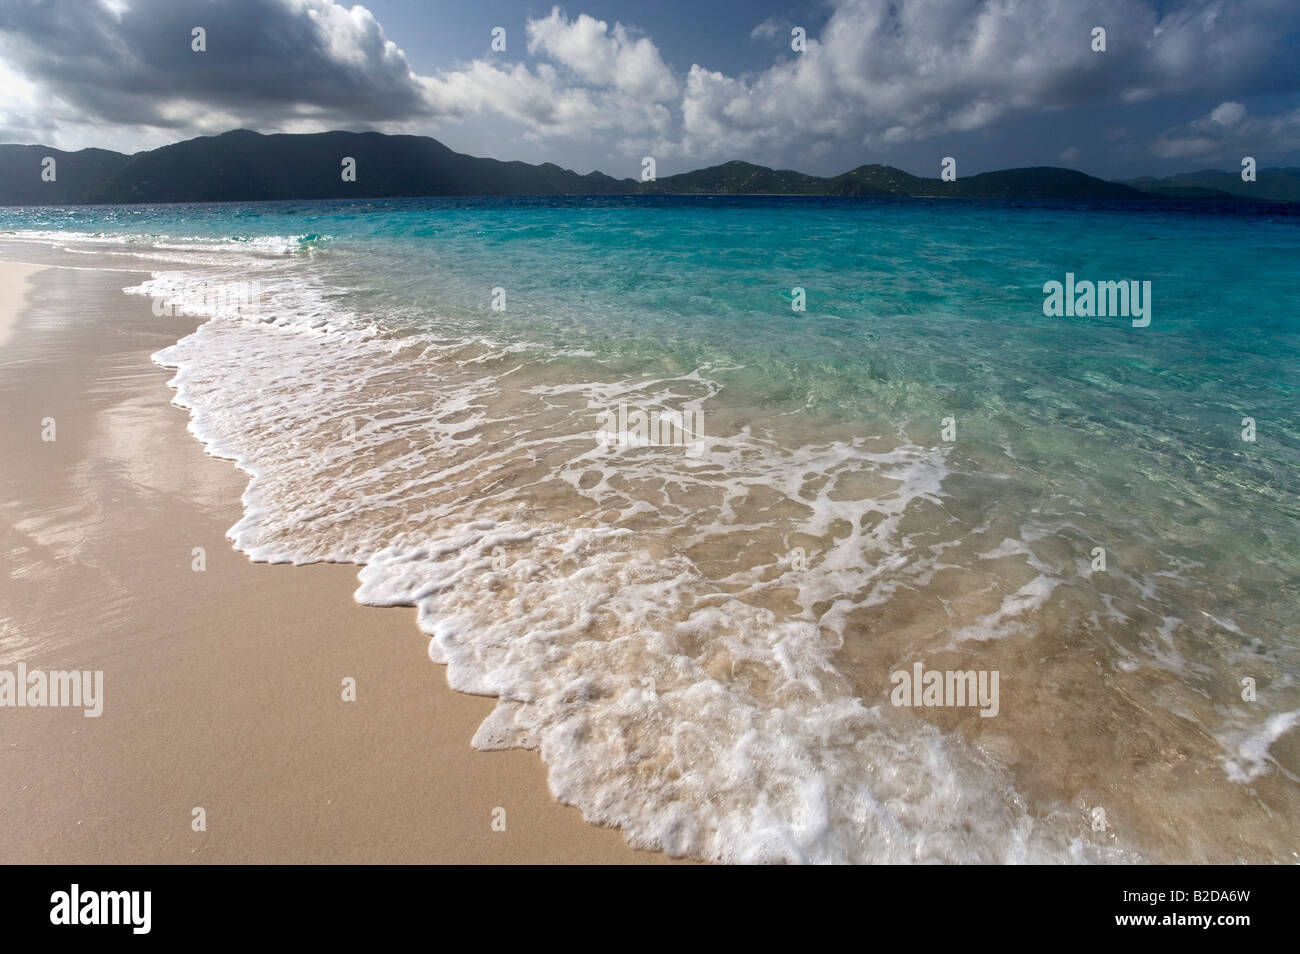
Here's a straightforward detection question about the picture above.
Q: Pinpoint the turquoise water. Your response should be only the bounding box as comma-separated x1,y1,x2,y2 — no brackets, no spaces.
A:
10,196,1298,426
3,196,1297,862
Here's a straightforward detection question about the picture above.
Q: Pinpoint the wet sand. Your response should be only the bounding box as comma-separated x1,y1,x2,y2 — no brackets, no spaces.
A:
0,260,673,863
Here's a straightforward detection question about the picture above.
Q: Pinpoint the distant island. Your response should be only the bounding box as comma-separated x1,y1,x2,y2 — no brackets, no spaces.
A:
1,128,1296,206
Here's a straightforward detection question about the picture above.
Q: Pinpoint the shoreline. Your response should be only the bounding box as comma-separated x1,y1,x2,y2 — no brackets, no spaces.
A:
3,220,1295,863
0,259,674,864
0,262,45,348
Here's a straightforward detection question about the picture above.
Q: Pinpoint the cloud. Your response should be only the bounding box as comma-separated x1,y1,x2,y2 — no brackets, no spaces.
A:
0,0,433,148
526,9,677,101
1210,101,1247,126
679,0,1300,157
1151,101,1300,160
0,0,677,150
1,0,1298,172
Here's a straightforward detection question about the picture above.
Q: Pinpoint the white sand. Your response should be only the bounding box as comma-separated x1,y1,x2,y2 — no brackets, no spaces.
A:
0,261,46,348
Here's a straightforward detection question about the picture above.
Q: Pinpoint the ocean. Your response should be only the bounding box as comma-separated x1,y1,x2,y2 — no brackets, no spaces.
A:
2,195,1297,862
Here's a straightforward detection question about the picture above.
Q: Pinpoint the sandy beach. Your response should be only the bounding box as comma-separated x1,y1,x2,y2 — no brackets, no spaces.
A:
0,259,672,864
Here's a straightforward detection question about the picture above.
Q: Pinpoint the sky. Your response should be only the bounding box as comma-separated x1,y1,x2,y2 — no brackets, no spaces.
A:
1,0,1298,179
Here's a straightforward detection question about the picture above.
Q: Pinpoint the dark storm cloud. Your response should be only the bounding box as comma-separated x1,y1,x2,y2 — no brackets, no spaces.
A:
0,0,433,130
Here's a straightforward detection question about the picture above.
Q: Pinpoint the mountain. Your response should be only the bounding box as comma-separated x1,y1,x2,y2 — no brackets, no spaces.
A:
943,167,1152,199
828,164,928,196
1124,168,1300,203
827,165,1152,199
637,160,828,195
0,129,1290,205
0,130,636,205
0,145,133,205
641,161,1151,199
78,129,637,203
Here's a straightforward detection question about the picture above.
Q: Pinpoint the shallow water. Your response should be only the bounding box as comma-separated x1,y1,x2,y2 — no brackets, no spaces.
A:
2,195,1297,862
